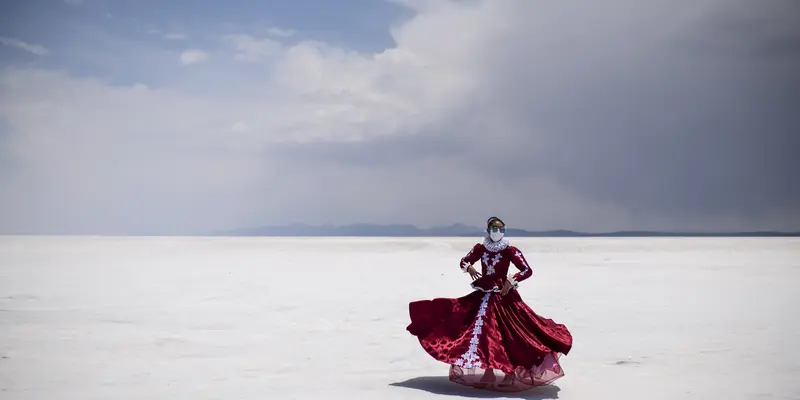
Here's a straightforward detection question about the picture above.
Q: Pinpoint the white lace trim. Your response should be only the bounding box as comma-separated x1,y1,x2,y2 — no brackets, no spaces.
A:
453,292,492,369
481,252,502,275
514,250,530,275
461,261,471,272
471,283,501,292
461,246,477,272
483,236,509,253
508,275,519,289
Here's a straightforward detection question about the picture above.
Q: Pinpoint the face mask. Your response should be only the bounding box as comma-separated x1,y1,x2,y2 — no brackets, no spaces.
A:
489,226,505,242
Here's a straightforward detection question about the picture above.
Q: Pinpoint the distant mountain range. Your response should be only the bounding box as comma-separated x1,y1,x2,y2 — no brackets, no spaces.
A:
211,223,800,237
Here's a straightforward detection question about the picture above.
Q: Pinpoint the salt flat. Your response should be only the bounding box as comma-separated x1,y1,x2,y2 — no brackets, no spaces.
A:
0,236,798,399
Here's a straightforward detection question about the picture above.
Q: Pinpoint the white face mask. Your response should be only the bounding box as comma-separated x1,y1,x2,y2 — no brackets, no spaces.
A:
489,228,505,242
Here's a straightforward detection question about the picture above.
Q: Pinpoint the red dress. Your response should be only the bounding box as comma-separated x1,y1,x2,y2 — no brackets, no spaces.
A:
406,237,573,392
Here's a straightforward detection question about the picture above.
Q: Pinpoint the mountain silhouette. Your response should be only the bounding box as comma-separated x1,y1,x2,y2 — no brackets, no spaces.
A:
211,223,800,237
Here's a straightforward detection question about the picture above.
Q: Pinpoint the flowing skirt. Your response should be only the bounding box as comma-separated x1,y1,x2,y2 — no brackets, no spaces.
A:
406,289,572,392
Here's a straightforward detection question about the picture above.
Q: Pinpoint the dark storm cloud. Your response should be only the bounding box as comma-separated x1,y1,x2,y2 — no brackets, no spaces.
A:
516,0,800,219
264,129,474,168
0,117,17,173
262,0,800,230
2,0,798,234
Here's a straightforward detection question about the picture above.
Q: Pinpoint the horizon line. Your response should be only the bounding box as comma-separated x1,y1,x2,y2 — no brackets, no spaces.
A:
3,232,799,238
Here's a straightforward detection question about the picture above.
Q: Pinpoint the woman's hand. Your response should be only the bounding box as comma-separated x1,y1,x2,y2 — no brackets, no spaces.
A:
467,265,481,280
500,280,515,296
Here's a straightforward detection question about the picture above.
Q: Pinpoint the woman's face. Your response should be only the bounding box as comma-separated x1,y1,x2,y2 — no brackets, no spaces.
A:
488,220,505,234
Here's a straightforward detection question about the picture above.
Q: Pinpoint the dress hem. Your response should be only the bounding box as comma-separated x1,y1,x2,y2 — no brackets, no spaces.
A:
447,351,566,392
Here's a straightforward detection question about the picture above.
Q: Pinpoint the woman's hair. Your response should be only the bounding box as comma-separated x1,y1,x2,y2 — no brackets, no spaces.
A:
486,216,505,229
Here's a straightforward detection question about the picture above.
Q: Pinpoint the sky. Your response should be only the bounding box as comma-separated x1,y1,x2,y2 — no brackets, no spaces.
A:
0,0,798,235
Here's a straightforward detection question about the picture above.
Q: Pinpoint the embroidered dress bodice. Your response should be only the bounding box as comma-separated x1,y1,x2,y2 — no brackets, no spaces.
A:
460,237,533,285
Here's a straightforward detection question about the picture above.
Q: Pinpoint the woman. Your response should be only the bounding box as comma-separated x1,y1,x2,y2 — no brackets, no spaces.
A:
406,217,573,392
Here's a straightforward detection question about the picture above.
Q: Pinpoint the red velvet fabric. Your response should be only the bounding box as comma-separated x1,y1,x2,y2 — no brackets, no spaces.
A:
406,241,573,392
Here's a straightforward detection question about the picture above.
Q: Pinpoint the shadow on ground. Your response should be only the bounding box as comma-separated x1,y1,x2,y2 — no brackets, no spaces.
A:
390,376,561,399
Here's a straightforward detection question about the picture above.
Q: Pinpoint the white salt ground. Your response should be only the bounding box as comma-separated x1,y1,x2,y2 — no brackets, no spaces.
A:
0,236,798,399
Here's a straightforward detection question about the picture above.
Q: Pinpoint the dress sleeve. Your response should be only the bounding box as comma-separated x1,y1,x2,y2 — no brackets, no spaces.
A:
508,246,533,287
459,243,483,272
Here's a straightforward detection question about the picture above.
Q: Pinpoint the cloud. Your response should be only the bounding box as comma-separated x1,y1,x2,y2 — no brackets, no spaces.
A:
179,49,208,65
267,27,295,38
0,0,798,234
0,69,248,234
164,33,187,40
0,37,49,56
225,34,283,62
230,122,249,133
